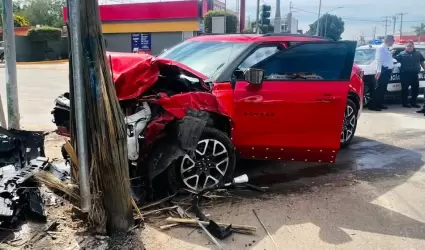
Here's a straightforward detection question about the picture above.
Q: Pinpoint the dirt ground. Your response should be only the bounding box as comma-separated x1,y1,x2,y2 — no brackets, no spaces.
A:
1,64,425,249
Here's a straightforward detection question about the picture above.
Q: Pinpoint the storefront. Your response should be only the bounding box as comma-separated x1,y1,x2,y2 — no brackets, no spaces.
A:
63,1,202,55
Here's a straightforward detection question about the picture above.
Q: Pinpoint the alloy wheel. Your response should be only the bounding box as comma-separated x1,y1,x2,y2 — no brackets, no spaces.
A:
341,104,356,143
363,84,371,107
180,139,229,191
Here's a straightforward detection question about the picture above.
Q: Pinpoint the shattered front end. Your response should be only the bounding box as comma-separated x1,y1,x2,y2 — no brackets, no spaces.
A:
51,53,233,203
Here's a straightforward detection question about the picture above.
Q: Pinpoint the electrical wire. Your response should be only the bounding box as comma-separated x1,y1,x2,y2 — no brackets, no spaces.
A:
291,7,424,24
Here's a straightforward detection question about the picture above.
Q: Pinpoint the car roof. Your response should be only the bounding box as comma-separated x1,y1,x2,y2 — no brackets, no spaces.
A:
188,33,328,43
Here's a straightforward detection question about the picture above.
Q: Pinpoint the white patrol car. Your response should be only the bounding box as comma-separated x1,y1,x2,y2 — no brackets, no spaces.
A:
354,42,425,106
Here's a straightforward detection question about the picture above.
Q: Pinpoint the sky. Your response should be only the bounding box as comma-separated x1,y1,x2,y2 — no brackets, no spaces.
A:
104,0,425,40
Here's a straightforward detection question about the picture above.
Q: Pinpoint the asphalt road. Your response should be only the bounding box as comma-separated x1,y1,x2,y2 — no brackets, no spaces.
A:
2,64,425,249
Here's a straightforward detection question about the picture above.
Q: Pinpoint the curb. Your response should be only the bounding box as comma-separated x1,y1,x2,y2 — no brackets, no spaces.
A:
16,59,69,65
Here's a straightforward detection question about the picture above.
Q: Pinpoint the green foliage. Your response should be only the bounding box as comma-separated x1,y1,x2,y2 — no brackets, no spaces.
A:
27,26,61,41
20,0,66,28
14,14,30,27
203,10,237,34
413,23,425,39
0,1,28,27
307,14,345,41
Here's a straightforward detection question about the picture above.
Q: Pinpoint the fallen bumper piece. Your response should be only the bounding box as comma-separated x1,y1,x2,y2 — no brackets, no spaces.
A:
0,128,49,227
0,157,50,226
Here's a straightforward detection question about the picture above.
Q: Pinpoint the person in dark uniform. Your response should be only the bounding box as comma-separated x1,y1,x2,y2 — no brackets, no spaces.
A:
369,35,395,111
394,41,425,109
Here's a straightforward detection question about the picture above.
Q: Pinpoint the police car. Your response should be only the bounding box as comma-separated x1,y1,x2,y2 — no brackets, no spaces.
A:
354,41,425,106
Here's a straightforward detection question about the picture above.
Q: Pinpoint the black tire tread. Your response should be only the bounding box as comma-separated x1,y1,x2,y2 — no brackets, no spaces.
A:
167,126,236,192
340,99,358,148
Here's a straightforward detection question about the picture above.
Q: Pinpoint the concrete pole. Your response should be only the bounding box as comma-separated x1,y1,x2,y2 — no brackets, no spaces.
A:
315,0,322,36
2,0,20,129
68,0,91,213
256,0,260,34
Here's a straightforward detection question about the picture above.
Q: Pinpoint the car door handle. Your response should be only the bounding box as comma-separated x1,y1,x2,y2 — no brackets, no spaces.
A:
316,96,340,102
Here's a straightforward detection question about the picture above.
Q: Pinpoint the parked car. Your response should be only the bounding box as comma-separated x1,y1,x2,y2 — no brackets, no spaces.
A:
355,42,425,106
0,41,4,62
52,34,363,193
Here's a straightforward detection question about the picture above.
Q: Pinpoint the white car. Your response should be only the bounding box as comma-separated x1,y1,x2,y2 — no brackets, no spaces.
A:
354,43,425,106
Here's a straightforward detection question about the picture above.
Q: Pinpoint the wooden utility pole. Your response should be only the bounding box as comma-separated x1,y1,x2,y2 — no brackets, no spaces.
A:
68,0,134,234
397,13,408,39
383,16,391,36
372,26,377,40
392,15,397,34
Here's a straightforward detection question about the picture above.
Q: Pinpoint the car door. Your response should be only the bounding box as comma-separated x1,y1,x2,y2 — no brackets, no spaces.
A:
232,41,356,163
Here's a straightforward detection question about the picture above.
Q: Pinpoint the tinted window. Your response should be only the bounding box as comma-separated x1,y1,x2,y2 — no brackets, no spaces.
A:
253,43,354,81
158,40,250,79
239,46,279,70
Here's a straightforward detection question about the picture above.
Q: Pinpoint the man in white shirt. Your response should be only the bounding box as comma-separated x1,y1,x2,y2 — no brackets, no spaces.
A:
369,35,395,111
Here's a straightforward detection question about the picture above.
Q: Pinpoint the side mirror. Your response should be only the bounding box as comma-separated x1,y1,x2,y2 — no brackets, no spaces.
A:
244,68,264,85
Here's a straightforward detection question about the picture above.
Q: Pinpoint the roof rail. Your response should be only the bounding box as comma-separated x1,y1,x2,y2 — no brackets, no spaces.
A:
263,33,331,40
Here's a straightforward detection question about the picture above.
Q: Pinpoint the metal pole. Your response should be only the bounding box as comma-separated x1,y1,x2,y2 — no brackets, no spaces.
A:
0,94,6,127
224,0,227,33
68,0,91,213
315,0,322,36
2,0,20,129
256,0,260,34
324,15,328,37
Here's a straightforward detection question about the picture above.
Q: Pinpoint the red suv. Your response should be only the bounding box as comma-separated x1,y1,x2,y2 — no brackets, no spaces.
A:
53,34,363,192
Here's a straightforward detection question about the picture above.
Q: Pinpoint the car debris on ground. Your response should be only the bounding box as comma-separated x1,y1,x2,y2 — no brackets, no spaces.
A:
0,125,261,248
0,127,48,227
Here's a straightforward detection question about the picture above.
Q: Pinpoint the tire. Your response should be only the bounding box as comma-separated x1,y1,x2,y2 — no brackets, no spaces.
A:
167,126,236,192
340,99,358,148
363,81,372,107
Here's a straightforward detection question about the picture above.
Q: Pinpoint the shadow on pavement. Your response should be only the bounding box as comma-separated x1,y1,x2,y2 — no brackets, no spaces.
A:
160,136,425,248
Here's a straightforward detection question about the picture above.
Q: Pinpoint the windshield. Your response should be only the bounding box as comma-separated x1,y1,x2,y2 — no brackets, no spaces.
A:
354,48,376,65
158,40,251,79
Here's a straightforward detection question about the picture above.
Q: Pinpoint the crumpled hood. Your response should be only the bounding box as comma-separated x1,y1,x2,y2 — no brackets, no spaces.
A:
106,52,209,101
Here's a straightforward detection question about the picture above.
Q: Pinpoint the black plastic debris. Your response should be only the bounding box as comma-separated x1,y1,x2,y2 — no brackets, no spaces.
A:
0,157,50,226
0,127,49,227
190,174,265,240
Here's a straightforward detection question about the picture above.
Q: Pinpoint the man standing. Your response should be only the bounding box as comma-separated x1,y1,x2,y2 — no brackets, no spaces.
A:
369,35,395,111
394,41,425,109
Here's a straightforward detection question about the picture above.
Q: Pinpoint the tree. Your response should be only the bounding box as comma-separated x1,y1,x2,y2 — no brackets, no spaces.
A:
19,0,65,28
413,23,425,42
0,1,27,27
203,10,237,33
242,21,274,34
307,14,344,41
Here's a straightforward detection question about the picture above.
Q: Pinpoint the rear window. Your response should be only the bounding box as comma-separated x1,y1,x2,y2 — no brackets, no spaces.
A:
354,48,376,65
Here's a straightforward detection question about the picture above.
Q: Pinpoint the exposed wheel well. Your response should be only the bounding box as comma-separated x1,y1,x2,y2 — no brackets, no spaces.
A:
207,112,231,136
348,92,360,113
